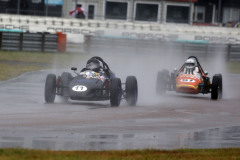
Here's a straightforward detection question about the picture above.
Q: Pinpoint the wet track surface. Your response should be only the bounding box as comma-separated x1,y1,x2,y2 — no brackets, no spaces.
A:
0,70,240,150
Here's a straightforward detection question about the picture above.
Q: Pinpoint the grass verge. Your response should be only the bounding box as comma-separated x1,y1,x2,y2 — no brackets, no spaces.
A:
0,51,75,64
0,148,240,160
0,63,44,80
226,61,240,74
0,51,87,81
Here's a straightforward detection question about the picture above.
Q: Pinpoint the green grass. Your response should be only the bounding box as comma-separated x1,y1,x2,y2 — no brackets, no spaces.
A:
0,63,43,80
226,61,240,74
0,148,240,160
0,51,87,80
0,51,81,64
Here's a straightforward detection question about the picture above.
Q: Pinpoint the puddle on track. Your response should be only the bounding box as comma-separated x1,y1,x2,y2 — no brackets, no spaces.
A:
1,126,240,150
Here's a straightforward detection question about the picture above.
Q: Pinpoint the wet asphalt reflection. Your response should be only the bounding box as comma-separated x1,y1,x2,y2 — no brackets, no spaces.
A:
0,126,240,150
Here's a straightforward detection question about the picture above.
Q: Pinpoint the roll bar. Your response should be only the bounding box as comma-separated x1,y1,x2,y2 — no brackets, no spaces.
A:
90,56,110,71
177,56,205,75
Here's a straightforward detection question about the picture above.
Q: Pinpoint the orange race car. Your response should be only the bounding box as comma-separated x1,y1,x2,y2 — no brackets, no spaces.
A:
156,56,222,100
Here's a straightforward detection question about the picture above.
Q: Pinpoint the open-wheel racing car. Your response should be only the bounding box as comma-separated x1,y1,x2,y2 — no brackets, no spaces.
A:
156,56,222,100
45,56,138,106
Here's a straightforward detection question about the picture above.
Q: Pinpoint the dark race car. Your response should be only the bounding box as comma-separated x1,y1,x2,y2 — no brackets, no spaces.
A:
156,56,222,100
45,56,138,106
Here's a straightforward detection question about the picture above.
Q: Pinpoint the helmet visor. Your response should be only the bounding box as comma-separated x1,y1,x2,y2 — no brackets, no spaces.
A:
185,63,195,68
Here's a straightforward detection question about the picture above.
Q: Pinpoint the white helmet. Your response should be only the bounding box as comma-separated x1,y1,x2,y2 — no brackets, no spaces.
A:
185,58,196,74
185,58,195,69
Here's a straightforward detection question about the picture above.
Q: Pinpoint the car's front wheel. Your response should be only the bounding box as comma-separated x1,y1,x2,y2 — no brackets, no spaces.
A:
110,78,122,107
45,74,56,103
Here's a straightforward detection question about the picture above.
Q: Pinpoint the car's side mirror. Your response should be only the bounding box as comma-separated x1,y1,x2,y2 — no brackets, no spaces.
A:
71,67,77,71
204,70,208,75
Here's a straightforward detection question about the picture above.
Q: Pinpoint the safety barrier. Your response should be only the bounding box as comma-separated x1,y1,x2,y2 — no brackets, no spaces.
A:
1,14,240,44
0,14,229,33
0,31,66,52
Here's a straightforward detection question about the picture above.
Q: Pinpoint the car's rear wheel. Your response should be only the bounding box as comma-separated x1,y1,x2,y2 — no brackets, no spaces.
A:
125,76,138,106
110,78,122,107
45,74,56,103
156,69,169,95
218,74,223,99
211,74,222,100
60,72,73,102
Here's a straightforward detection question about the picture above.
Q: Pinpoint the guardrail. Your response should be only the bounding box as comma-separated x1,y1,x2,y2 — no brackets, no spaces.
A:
0,14,226,32
0,31,66,52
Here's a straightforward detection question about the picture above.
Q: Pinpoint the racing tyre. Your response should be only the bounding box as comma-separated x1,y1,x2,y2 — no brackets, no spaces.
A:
60,72,73,102
110,78,122,107
211,74,222,100
156,69,169,95
45,74,56,103
217,74,223,99
125,76,138,106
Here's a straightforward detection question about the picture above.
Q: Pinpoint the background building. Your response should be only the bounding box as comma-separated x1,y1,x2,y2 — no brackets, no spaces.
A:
62,0,196,24
194,0,240,26
63,0,240,25
1,0,240,26
0,0,62,17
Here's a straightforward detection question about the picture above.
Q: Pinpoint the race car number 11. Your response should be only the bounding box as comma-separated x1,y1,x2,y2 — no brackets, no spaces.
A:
72,85,87,92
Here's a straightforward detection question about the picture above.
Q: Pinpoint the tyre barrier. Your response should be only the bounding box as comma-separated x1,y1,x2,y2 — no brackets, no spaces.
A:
0,31,66,52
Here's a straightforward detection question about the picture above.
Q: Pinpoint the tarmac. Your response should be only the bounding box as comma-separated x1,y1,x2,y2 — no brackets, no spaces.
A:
0,69,240,150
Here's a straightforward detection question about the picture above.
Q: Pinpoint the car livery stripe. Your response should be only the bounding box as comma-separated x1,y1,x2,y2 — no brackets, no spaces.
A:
176,84,198,89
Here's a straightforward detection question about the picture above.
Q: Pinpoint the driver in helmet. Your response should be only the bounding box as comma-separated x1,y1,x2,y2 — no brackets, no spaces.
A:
80,57,102,74
79,57,111,81
184,58,196,75
85,58,101,72
182,58,201,78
